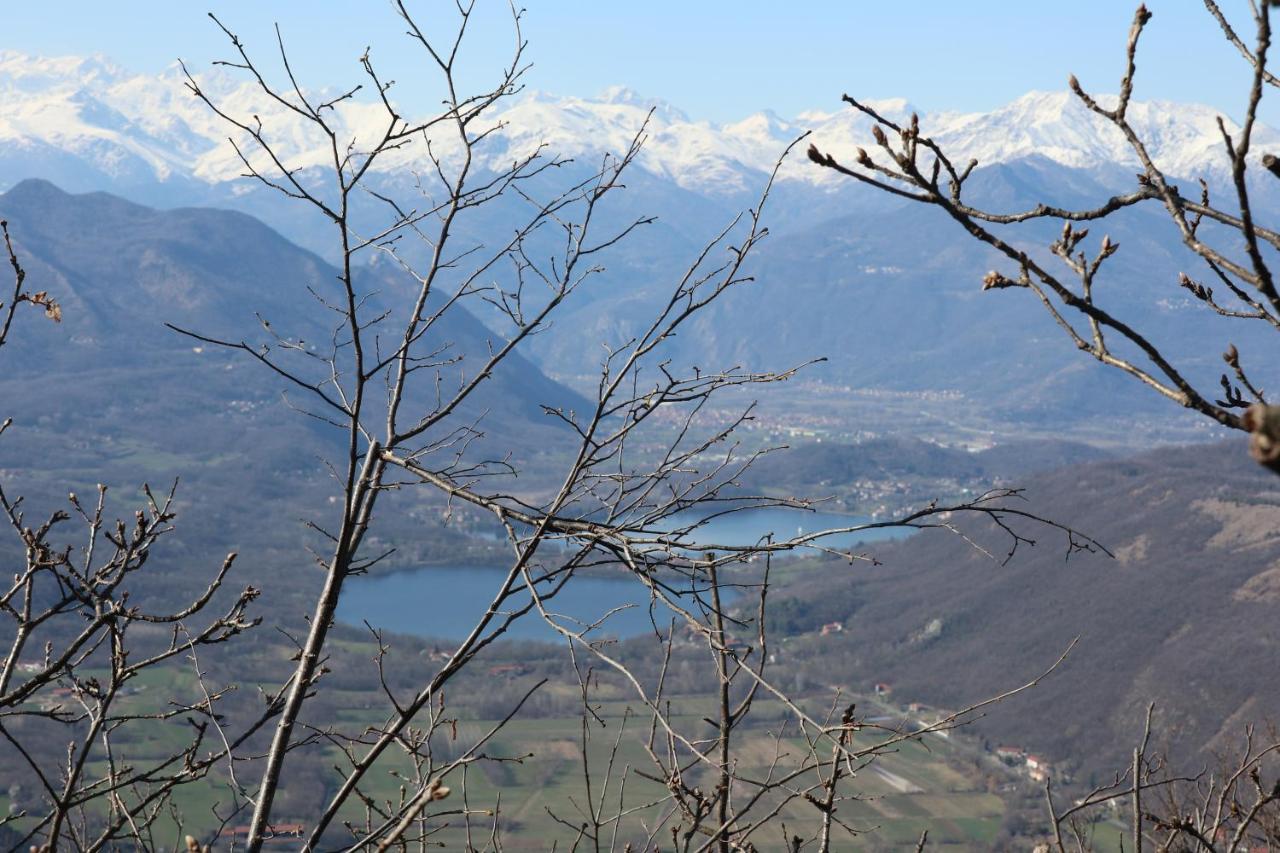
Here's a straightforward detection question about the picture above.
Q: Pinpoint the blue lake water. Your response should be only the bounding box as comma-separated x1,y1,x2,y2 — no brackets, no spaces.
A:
666,505,907,552
336,506,908,641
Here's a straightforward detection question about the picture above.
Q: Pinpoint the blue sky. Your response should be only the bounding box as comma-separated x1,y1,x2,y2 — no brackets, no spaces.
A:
4,2,1272,123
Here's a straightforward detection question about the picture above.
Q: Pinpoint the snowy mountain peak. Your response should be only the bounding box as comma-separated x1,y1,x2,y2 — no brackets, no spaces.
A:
0,52,128,92
518,86,691,127
0,51,1273,200
902,88,1273,179
596,85,678,113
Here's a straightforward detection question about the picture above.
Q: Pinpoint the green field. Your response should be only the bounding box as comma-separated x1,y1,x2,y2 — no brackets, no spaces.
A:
2,670,1017,850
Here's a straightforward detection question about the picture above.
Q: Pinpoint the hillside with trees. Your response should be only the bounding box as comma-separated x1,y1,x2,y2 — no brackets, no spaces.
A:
769,438,1280,782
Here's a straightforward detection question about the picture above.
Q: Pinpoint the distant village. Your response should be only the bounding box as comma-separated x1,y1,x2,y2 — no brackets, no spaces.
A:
866,678,1059,786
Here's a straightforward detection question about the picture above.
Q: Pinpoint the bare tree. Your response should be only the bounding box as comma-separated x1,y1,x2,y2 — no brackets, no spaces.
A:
1037,706,1280,852
548,598,1077,852
806,2,1280,849
171,3,1104,850
0,3,1112,851
0,221,268,851
806,3,1280,448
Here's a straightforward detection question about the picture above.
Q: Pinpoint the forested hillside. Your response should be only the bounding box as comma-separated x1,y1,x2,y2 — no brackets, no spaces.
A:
0,180,581,582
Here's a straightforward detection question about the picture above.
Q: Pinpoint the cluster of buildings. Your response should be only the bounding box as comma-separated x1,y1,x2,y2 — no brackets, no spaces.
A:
865,683,959,741
857,673,1075,794
994,745,1053,782
867,677,1062,783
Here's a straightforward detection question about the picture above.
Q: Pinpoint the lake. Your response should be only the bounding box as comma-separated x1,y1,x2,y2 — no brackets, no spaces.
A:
336,506,908,641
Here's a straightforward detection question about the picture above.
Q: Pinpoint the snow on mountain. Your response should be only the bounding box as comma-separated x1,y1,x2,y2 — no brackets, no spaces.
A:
925,90,1274,181
0,51,1273,199
0,52,194,183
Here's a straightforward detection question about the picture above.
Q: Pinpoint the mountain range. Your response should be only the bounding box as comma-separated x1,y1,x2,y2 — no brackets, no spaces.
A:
2,51,1273,448
0,179,581,597
0,180,1265,776
2,52,1278,803
2,51,1275,204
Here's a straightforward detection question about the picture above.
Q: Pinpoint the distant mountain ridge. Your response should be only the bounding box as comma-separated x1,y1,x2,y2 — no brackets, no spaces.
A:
1,50,1274,205
0,175,584,414
3,52,1273,449
0,178,588,590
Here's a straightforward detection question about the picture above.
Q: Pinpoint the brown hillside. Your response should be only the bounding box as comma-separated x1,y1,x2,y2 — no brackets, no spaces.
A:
773,438,1280,782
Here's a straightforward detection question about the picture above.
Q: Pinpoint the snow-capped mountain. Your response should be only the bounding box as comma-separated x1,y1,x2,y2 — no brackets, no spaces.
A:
5,50,1275,456
0,51,1273,203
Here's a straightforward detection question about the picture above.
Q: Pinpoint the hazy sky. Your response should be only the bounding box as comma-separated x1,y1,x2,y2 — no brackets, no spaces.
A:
4,2,1272,123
